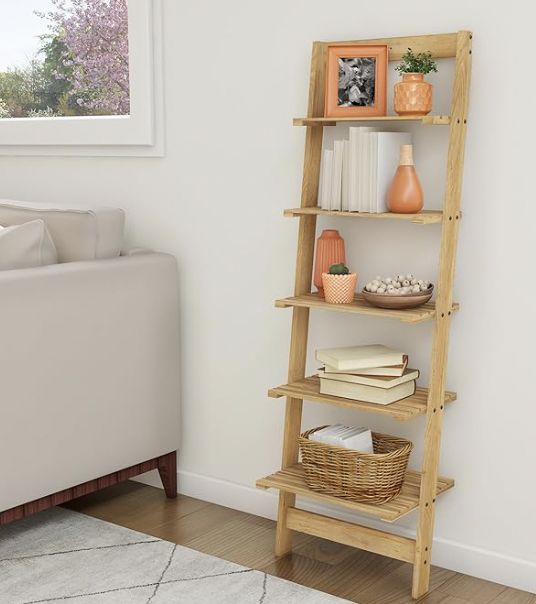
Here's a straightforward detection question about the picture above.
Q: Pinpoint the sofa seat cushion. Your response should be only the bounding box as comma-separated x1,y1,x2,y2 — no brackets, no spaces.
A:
0,200,125,263
0,220,58,270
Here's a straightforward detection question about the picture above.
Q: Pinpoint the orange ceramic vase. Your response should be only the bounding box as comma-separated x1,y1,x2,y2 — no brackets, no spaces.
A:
387,145,424,214
313,229,346,297
393,73,432,116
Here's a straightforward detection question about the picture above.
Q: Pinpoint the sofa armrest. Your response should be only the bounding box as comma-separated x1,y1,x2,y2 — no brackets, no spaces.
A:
0,253,180,511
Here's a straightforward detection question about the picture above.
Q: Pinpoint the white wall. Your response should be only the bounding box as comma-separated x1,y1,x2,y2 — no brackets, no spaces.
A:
1,0,535,593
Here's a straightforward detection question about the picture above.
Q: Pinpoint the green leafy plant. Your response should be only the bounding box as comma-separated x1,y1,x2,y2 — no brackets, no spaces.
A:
328,263,350,275
395,48,438,75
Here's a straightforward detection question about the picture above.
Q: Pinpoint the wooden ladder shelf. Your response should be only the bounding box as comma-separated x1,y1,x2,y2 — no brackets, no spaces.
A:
256,31,472,599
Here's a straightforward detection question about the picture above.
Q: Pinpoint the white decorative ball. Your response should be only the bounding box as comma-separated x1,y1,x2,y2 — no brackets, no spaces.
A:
412,285,421,293
370,284,378,292
402,279,410,287
377,287,386,294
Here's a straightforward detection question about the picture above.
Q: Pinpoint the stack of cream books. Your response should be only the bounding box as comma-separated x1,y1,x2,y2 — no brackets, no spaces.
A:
316,344,419,405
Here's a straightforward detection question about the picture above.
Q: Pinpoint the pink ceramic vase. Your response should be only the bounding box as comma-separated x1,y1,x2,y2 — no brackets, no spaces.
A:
313,230,346,297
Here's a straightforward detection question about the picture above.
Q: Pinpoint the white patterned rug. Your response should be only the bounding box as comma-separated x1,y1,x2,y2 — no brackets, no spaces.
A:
0,507,349,603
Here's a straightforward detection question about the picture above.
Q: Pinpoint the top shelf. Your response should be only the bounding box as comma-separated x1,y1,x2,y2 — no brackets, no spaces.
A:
294,115,450,127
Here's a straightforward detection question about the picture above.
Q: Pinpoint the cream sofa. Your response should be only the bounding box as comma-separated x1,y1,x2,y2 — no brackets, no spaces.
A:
0,201,180,522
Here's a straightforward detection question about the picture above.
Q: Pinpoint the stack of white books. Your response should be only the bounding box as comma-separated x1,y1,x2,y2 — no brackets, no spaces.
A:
316,344,419,405
309,424,374,453
320,127,411,213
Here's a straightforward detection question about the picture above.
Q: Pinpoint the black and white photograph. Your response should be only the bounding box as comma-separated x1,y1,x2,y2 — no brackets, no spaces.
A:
338,57,376,107
325,44,387,117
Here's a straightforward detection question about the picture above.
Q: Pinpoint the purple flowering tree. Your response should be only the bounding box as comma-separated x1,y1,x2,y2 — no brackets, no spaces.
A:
41,0,130,115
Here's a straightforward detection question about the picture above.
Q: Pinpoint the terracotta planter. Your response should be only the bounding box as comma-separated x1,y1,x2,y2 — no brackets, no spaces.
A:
393,73,432,116
322,272,357,304
313,230,346,297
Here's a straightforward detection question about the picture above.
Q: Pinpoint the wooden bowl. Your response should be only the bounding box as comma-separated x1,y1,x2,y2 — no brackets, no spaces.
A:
361,285,434,310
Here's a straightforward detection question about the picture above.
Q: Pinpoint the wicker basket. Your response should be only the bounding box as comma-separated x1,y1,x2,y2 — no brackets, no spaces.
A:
299,427,413,504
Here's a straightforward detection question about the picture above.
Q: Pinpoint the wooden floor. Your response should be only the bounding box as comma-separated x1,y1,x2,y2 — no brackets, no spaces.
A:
65,482,534,604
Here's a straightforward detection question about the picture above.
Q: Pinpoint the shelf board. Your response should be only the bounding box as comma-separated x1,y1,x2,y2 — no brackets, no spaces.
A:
275,292,459,323
257,464,454,523
268,375,456,421
293,115,450,127
283,207,444,225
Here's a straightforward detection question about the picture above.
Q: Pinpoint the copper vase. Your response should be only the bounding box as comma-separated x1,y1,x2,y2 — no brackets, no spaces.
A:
387,145,424,214
393,73,432,116
313,230,346,297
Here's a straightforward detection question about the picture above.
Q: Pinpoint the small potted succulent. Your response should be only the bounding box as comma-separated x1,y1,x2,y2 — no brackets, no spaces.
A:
394,48,438,116
321,263,357,304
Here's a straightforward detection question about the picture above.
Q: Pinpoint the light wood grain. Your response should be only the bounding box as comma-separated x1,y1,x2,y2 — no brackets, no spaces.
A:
326,33,459,60
286,507,416,563
438,574,508,604
276,292,459,323
275,40,326,557
489,588,536,604
294,115,450,126
67,482,534,604
268,375,457,421
352,561,456,604
412,30,473,599
257,464,454,523
283,207,445,224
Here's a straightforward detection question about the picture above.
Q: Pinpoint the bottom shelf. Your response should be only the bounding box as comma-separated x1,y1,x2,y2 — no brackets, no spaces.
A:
256,464,454,523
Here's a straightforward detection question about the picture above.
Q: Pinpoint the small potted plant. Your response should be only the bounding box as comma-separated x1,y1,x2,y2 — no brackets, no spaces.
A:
321,263,357,304
394,48,438,116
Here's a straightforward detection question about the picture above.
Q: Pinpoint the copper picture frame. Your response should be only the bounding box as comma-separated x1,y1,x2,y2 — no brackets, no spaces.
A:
325,44,388,118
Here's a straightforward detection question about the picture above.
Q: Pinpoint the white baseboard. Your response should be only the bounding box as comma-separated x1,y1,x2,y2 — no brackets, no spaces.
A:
134,469,536,594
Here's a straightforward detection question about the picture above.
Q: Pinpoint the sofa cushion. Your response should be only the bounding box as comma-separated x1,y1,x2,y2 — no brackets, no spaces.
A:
0,200,125,263
0,220,58,270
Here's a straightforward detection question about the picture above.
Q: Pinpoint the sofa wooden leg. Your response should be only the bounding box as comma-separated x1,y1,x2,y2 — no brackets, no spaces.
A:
157,451,178,499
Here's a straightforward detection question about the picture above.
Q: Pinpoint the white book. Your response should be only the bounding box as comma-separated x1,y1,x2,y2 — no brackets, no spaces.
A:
318,367,419,389
348,128,360,211
330,140,344,211
357,127,375,212
316,344,406,371
371,132,412,212
309,424,346,444
323,357,408,377
319,378,416,405
341,139,350,211
343,429,374,453
367,132,379,213
320,149,333,210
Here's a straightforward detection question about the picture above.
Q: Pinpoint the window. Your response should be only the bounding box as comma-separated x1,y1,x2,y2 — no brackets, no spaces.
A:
0,0,162,154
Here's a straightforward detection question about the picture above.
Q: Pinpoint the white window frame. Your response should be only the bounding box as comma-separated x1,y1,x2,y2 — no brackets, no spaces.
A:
0,0,164,157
